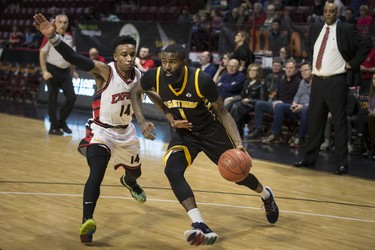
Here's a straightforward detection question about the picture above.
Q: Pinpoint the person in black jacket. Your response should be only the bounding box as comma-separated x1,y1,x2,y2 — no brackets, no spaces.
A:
294,2,371,175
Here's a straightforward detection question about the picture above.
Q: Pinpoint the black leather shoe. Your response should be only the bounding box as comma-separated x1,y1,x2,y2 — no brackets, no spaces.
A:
334,165,348,175
49,128,63,136
293,160,315,168
59,121,72,134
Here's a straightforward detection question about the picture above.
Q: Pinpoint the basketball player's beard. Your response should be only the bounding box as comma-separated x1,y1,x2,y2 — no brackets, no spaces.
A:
165,68,183,86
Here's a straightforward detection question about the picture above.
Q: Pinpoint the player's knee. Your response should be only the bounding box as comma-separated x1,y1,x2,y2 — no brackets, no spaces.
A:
86,144,109,171
164,152,187,180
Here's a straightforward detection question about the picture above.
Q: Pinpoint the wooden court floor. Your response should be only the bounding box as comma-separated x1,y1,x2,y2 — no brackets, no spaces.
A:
0,113,374,250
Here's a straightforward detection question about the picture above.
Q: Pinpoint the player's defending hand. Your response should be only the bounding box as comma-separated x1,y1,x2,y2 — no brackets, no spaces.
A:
33,13,56,37
140,121,156,140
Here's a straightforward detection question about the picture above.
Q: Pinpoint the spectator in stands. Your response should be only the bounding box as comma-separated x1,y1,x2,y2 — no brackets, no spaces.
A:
263,19,288,57
367,75,375,160
263,4,278,30
279,46,292,66
213,52,231,83
264,57,284,101
229,63,267,137
8,25,23,48
199,51,217,78
135,46,155,73
357,4,373,36
177,5,193,23
262,62,312,147
339,7,357,24
246,2,266,28
231,31,255,74
308,0,324,24
39,14,78,135
209,9,224,51
89,47,105,63
190,13,210,51
321,90,359,152
224,6,240,24
236,4,250,30
349,0,368,18
249,59,301,139
23,27,37,48
217,58,246,108
359,47,375,95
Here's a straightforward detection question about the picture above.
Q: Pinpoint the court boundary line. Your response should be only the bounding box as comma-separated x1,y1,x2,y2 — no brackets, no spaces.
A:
1,191,374,224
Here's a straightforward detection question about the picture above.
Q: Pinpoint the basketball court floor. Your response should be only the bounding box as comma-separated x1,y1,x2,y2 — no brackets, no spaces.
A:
0,100,374,249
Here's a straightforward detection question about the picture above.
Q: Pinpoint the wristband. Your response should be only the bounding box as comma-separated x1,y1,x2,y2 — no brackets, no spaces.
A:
48,33,61,47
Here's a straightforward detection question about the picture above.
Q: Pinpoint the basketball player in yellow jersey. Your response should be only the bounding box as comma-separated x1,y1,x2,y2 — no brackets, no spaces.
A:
131,44,279,246
34,13,146,245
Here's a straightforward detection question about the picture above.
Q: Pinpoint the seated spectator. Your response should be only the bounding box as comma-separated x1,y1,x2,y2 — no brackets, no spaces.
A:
367,76,375,160
339,7,357,24
199,51,217,78
89,47,106,63
264,57,284,100
351,74,375,158
23,27,37,48
246,2,266,28
321,91,359,152
213,52,232,83
190,13,210,51
249,59,301,139
8,25,23,48
357,4,373,36
359,47,375,96
217,59,246,107
135,46,155,73
209,9,224,51
228,63,267,137
279,46,292,66
263,4,278,30
262,62,312,147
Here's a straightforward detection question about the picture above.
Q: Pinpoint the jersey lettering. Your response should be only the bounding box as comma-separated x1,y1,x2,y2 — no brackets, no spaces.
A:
163,100,198,109
111,92,131,104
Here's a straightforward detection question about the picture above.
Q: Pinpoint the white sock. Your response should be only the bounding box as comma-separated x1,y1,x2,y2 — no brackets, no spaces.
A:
260,187,270,200
187,208,204,223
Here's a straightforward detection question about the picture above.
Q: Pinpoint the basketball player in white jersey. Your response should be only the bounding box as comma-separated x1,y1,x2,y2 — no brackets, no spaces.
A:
34,13,146,245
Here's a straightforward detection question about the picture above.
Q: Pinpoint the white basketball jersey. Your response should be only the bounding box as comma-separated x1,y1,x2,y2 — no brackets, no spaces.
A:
92,62,141,127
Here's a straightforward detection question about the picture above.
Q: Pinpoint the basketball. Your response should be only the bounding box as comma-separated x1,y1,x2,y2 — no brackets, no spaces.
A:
218,149,252,182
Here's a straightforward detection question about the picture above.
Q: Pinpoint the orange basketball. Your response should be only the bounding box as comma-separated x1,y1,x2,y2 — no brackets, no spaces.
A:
218,149,252,182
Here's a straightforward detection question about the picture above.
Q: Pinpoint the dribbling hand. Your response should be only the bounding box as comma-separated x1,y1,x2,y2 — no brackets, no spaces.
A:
33,13,56,37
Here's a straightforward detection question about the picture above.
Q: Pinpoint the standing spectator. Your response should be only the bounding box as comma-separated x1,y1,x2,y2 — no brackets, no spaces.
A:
249,59,301,138
231,31,255,74
199,51,217,78
223,6,240,24
308,0,324,24
217,59,246,108
263,4,278,30
190,14,210,51
89,47,105,63
39,14,78,135
213,52,232,83
229,63,267,136
294,3,371,175
367,74,375,160
209,9,224,51
23,27,36,48
262,62,312,147
349,0,368,17
246,2,266,28
249,59,301,139
8,25,23,48
135,46,155,73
